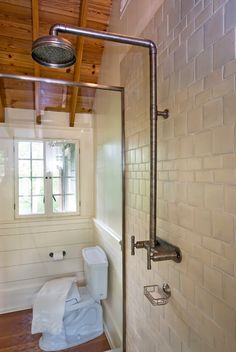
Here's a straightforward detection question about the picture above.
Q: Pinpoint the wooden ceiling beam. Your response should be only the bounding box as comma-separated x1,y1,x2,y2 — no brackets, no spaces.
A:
0,78,6,123
0,95,5,123
69,0,88,127
31,0,41,125
0,0,112,113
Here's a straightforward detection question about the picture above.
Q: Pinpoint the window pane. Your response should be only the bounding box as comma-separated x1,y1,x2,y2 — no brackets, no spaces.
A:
65,178,76,194
19,178,31,196
18,160,31,177
64,144,76,177
32,196,45,214
52,178,76,195
32,178,44,195
47,142,63,177
32,160,44,177
19,196,31,215
52,178,61,195
51,165,61,177
18,142,30,159
47,142,76,177
48,141,77,214
52,195,76,213
52,195,62,213
32,142,43,159
64,195,76,212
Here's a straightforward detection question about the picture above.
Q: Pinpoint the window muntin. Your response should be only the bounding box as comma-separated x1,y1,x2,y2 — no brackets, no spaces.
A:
15,140,78,217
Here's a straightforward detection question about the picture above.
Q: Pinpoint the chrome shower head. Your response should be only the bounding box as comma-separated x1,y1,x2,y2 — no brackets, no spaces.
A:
32,35,76,68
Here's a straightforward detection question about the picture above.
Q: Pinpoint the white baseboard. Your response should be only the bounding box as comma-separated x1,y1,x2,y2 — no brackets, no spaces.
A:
0,282,40,314
104,321,116,349
0,304,32,314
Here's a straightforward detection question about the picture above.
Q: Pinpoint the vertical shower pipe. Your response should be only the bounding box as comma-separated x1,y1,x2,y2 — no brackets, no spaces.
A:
49,24,158,249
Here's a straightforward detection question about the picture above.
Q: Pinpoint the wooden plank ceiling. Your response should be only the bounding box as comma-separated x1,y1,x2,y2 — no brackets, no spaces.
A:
0,0,112,126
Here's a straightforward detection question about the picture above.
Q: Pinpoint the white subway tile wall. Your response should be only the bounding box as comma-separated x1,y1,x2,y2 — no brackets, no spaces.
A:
119,0,236,351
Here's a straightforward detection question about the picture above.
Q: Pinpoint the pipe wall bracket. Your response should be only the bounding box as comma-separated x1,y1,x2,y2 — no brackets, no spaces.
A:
157,109,169,119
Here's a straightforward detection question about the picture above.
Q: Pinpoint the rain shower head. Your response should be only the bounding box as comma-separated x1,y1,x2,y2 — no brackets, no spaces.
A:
32,35,76,68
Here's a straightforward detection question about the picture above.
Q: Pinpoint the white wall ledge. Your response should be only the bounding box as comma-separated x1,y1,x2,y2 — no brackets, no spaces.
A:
93,218,122,244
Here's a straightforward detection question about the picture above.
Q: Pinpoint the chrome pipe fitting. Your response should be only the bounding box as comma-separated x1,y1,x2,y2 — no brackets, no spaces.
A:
131,236,182,269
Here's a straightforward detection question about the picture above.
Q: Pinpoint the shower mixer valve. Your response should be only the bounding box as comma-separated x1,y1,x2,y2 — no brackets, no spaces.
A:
131,235,182,270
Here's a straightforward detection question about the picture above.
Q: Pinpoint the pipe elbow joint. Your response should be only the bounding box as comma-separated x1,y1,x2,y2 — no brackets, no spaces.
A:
148,40,157,54
49,23,67,36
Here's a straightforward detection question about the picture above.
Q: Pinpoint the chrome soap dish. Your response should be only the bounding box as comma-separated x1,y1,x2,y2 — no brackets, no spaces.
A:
144,283,171,306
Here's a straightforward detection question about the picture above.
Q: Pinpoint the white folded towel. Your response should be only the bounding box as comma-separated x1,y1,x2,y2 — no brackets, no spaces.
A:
31,277,77,335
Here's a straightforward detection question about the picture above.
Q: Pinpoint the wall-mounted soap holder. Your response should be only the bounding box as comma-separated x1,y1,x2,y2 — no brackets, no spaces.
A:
144,283,171,306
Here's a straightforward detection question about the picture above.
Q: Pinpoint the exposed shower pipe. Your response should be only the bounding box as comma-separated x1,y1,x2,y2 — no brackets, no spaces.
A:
49,24,162,250
32,24,181,269
0,73,122,91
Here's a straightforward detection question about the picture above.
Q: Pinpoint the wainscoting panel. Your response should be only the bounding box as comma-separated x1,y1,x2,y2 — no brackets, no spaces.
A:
93,219,122,349
0,218,93,313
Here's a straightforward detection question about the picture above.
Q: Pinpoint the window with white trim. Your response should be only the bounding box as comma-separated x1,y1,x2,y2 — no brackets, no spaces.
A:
15,140,79,217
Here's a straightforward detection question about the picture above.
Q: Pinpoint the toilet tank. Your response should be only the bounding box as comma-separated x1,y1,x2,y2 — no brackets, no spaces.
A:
82,246,108,301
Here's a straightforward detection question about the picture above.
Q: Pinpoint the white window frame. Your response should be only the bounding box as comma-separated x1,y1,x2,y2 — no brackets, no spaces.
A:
14,138,80,219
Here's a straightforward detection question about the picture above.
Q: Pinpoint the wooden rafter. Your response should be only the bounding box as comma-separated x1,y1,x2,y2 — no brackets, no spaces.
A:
0,95,5,123
0,0,112,112
0,78,5,123
31,0,41,125
69,0,88,127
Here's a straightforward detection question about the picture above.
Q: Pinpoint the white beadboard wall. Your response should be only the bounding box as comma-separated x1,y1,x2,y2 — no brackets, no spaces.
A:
94,88,123,349
93,219,122,349
0,218,93,313
0,109,94,313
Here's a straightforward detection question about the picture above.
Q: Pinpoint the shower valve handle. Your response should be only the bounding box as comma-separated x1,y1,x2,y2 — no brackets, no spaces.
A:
131,235,136,255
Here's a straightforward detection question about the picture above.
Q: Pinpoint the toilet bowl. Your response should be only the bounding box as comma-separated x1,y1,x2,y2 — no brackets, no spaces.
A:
36,246,108,351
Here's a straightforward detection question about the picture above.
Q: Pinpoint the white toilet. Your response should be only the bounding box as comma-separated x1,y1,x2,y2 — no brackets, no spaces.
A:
38,246,108,351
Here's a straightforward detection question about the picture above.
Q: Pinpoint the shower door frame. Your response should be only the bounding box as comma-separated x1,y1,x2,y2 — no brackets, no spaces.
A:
0,73,126,352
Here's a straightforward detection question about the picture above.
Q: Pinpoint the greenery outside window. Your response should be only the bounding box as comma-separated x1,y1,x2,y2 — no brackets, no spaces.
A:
15,139,79,217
